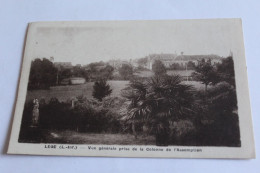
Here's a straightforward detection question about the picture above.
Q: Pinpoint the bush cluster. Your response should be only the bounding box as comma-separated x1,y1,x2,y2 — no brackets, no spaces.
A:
19,96,125,142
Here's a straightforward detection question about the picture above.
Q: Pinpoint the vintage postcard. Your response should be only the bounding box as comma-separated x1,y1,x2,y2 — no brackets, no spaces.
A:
8,19,255,158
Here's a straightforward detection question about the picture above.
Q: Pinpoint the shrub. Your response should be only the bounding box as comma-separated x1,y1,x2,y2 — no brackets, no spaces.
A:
92,79,112,101
19,96,125,141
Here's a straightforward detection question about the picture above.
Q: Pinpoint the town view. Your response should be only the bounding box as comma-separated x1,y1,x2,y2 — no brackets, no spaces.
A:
19,52,241,147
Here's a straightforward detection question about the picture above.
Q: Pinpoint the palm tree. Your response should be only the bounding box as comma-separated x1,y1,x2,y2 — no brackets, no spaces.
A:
122,75,195,146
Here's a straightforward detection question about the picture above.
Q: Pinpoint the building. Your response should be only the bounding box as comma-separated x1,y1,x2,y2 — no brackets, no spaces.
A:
108,59,131,69
54,62,73,70
145,53,178,69
60,77,86,85
144,53,222,70
70,77,86,85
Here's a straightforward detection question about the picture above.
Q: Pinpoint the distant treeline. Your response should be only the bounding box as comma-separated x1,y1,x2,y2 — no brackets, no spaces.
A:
28,56,229,90
28,57,142,90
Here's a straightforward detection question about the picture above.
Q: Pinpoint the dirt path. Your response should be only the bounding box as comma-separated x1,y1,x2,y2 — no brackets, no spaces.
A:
44,130,155,145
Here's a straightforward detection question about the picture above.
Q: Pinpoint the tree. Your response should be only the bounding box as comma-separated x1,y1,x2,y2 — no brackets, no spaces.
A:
191,57,240,146
99,65,114,80
152,60,167,76
217,56,236,87
71,66,89,81
169,63,182,70
92,79,112,101
59,69,72,80
192,59,219,91
122,75,195,145
187,61,196,70
137,57,148,66
28,58,58,89
119,64,133,80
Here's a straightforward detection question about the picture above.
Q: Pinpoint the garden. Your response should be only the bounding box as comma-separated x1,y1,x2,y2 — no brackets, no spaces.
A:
19,56,241,147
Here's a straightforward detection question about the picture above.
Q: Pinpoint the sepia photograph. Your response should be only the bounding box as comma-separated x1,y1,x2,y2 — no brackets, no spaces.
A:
7,19,255,158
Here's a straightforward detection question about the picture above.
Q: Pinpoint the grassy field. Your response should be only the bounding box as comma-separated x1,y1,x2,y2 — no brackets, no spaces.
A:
26,80,129,103
43,130,155,145
135,70,194,78
26,78,206,103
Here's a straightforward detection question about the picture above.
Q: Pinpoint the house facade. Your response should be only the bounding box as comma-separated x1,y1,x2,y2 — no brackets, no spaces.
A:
144,53,222,70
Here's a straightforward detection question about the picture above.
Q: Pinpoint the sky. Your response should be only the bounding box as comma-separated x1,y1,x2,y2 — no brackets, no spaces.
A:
31,19,243,65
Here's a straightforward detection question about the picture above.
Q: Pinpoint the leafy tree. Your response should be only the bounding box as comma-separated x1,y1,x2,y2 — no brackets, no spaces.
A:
119,64,133,80
152,60,167,76
207,82,237,113
136,65,149,71
217,56,236,87
28,58,58,89
192,59,219,91
192,57,240,147
86,62,114,80
195,81,240,146
137,57,148,66
71,66,89,81
92,79,112,101
187,61,196,70
122,75,195,145
59,68,72,81
99,65,114,79
87,61,105,72
169,63,182,70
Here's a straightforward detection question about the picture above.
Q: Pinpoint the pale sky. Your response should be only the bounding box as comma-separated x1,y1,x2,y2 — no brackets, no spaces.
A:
31,20,242,65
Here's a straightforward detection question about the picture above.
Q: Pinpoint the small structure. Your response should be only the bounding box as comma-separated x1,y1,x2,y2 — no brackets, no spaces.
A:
32,98,39,126
60,77,86,85
70,77,86,85
71,97,77,108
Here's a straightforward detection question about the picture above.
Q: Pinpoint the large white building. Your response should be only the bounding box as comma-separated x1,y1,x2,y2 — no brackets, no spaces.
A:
145,53,222,70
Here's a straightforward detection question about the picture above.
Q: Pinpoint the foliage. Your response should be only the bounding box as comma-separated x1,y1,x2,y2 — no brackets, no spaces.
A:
118,64,133,80
99,65,114,80
217,56,236,87
85,62,114,80
92,79,112,101
19,96,124,143
136,65,150,71
87,61,106,72
59,68,72,81
152,60,167,76
193,81,240,146
71,66,89,81
192,59,219,91
28,58,58,90
137,57,148,66
207,82,237,112
20,56,241,146
168,61,196,70
187,61,196,70
190,57,240,146
122,75,195,145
